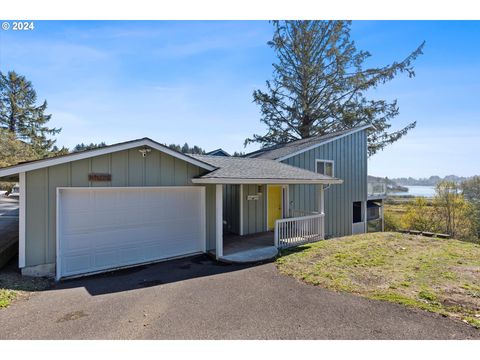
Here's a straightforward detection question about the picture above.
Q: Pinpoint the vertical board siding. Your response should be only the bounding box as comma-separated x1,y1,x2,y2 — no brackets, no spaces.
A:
71,159,90,187
173,158,188,185
223,184,240,234
111,151,128,187
205,184,216,251
242,184,265,235
47,164,70,263
90,155,111,187
160,153,175,186
145,150,161,186
24,148,206,267
127,149,144,186
283,130,367,238
25,169,48,266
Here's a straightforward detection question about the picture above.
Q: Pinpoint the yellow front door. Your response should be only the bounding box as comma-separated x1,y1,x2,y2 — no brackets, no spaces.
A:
268,185,282,230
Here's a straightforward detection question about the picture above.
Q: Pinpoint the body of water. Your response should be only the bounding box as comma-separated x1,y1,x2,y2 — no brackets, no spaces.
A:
391,185,436,198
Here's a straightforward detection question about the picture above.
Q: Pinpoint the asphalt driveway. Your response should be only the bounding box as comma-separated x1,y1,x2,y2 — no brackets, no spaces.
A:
0,255,478,339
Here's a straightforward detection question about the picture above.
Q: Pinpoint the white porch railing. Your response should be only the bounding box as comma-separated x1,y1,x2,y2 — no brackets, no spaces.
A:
289,209,319,218
274,213,325,249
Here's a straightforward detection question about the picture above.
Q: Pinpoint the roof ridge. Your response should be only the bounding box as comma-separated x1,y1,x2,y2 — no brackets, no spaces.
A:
0,137,217,177
244,125,370,159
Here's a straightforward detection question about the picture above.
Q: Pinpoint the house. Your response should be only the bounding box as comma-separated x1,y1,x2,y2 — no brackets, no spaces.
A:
206,148,230,157
244,124,385,237
0,125,384,280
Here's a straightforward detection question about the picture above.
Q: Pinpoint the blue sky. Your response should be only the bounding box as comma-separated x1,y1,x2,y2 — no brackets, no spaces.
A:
1,20,479,178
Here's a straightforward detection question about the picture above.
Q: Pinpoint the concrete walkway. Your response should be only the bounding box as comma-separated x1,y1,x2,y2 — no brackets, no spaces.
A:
220,246,278,263
0,254,478,339
218,232,278,263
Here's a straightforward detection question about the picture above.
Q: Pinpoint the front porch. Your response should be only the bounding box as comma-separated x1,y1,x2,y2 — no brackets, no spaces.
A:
212,181,327,263
207,181,337,263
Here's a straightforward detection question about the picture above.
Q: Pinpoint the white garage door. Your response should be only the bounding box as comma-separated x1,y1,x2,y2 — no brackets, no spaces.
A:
56,187,205,279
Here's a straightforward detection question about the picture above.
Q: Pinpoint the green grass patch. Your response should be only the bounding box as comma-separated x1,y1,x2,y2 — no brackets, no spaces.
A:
276,232,480,329
0,289,17,308
0,270,50,309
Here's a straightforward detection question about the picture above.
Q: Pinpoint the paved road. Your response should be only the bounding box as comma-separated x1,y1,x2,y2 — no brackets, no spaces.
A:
0,255,478,339
0,197,19,218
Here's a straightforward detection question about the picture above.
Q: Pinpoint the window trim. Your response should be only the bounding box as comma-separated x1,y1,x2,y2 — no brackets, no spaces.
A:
315,159,335,177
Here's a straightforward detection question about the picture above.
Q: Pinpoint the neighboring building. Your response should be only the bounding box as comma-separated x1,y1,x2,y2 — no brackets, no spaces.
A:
0,126,384,280
206,148,230,157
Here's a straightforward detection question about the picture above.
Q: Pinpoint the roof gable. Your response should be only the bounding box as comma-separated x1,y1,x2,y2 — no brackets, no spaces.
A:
206,148,231,157
245,125,370,161
0,138,216,178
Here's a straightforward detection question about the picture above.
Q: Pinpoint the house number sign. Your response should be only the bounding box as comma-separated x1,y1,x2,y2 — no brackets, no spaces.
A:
88,173,112,182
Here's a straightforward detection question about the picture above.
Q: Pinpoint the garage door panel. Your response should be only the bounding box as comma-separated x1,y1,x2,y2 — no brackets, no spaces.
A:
62,192,91,212
93,250,121,268
57,187,205,278
62,210,94,233
62,234,94,252
63,254,92,274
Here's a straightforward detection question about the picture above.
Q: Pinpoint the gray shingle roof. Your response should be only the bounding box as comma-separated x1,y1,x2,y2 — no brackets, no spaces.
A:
190,154,342,184
245,125,370,160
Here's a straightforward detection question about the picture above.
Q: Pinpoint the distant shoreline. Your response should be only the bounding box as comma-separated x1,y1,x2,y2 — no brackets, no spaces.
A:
388,185,436,199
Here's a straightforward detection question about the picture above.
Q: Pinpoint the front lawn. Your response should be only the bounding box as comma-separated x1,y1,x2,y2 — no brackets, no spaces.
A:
276,232,480,328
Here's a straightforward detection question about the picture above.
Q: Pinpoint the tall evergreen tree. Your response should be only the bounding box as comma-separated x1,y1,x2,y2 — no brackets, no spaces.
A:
168,143,205,154
0,71,60,156
0,129,37,168
73,142,107,152
245,21,425,156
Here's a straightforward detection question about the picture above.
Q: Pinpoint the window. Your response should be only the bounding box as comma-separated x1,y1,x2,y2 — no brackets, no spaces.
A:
353,201,363,223
315,160,334,177
367,201,382,221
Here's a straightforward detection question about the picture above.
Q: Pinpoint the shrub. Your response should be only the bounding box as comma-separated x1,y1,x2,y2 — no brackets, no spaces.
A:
433,181,478,242
401,198,438,233
384,211,401,231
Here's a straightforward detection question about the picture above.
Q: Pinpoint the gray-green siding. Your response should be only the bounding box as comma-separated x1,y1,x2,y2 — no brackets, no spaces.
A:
241,184,266,235
205,184,217,251
283,130,367,238
223,184,240,235
24,148,209,267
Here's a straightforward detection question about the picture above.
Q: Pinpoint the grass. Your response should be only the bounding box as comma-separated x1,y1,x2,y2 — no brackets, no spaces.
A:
384,203,407,224
0,268,50,309
276,232,480,329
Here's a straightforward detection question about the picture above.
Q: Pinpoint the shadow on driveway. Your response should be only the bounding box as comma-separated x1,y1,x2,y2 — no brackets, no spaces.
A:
55,254,260,296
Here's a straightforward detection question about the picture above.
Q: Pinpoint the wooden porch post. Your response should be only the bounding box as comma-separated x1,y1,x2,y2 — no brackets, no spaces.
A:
320,185,325,239
320,185,325,215
215,184,223,259
239,184,244,236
